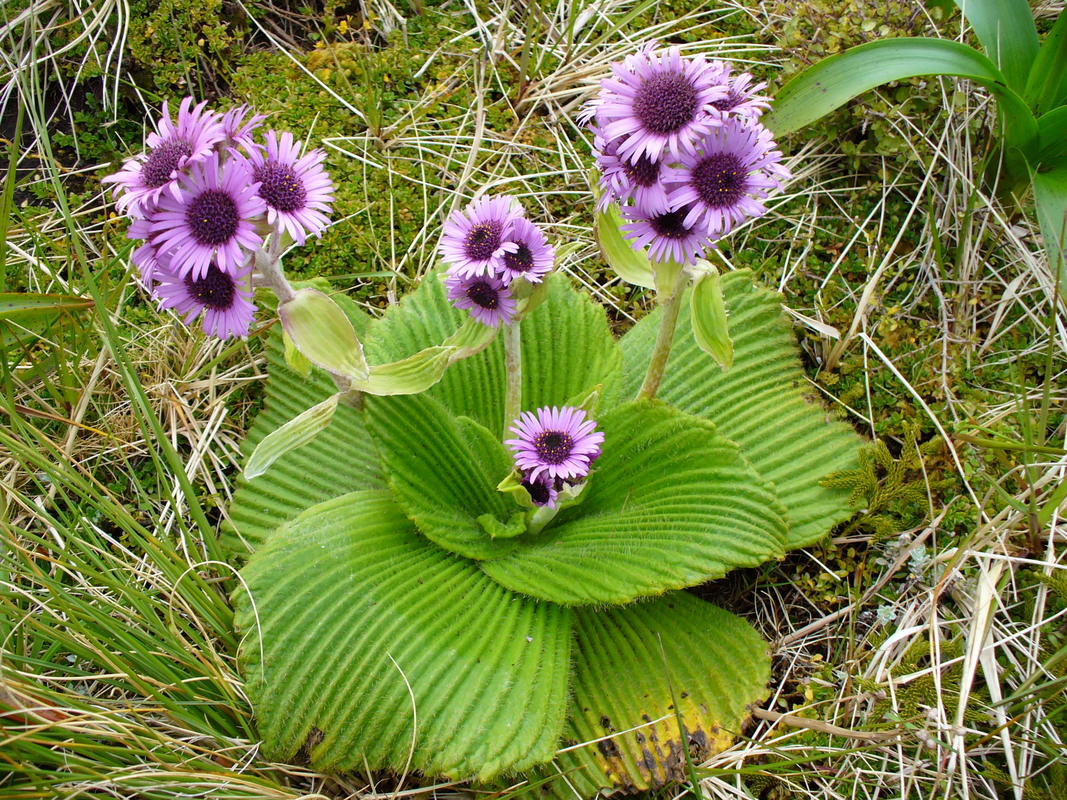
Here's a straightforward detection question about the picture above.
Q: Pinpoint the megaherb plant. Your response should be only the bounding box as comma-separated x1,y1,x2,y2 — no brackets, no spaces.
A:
763,0,1067,298
105,46,862,796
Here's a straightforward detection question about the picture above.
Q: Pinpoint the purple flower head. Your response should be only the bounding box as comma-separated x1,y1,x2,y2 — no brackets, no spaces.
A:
153,258,255,339
621,202,716,265
663,119,788,237
707,62,771,123
506,406,605,482
593,131,670,214
102,97,225,217
498,218,555,285
145,152,266,280
593,46,726,164
445,273,517,328
241,130,335,245
220,104,267,149
521,471,559,509
438,195,524,278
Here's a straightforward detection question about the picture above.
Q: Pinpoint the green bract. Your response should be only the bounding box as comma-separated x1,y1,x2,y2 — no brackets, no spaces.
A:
227,270,862,794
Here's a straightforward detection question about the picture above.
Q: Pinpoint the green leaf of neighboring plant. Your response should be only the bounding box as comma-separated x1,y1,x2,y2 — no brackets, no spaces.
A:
0,292,93,323
243,394,339,480
1037,106,1067,164
690,265,733,368
536,592,769,797
619,271,862,548
595,203,655,289
951,0,1038,93
235,490,573,781
282,329,312,378
479,401,788,606
1031,160,1067,300
1024,9,1067,113
223,300,383,554
365,393,521,560
765,38,1037,155
357,346,453,395
279,288,369,383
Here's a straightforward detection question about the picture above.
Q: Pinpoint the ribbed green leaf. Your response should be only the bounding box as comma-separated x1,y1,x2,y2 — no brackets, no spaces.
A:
537,592,769,797
223,300,383,554
479,401,788,606
365,393,522,560
951,0,1038,94
364,272,621,433
234,490,573,780
619,271,861,549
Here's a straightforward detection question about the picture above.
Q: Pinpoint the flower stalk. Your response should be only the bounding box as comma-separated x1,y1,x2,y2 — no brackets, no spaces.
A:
638,264,688,401
502,321,522,437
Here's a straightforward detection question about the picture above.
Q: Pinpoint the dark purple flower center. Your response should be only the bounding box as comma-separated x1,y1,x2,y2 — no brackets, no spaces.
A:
523,477,552,506
254,162,307,212
466,280,500,310
692,152,747,208
648,209,693,239
534,430,574,464
464,221,503,262
186,189,240,246
633,72,698,135
624,154,661,187
141,138,193,188
184,264,235,310
710,90,742,112
503,243,534,273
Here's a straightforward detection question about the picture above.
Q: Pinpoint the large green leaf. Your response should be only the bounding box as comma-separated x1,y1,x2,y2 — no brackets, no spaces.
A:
235,491,573,780
222,300,383,554
1024,8,1067,113
619,271,861,549
951,0,1038,94
1031,160,1067,300
479,401,788,606
364,272,621,433
365,393,522,560
764,38,1037,155
539,592,769,797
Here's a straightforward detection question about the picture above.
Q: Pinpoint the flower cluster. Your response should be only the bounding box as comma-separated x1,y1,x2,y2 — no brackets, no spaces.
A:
437,195,555,327
506,406,604,509
103,98,335,339
586,46,789,264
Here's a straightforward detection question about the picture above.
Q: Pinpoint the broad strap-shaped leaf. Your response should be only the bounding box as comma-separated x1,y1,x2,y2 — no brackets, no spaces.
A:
234,491,573,781
765,38,1037,155
535,592,769,797
365,393,522,560
619,271,862,549
363,272,622,433
1025,10,1067,114
0,292,93,321
223,298,383,554
951,0,1037,94
479,401,788,606
1031,160,1067,301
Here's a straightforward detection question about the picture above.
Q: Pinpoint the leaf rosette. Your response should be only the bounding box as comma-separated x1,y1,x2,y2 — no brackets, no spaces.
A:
228,270,861,795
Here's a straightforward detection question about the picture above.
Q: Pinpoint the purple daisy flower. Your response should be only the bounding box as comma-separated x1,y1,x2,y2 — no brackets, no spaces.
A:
102,97,225,217
498,218,555,285
621,202,716,265
663,119,788,237
220,104,267,149
241,130,335,245
707,63,771,123
438,195,525,278
593,131,670,214
594,46,727,164
153,258,255,339
445,273,517,327
506,406,605,482
145,152,266,280
521,471,559,509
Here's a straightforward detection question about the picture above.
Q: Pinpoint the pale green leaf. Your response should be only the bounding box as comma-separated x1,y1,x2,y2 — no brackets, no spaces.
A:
280,288,369,382
951,0,1038,94
690,266,733,368
1031,160,1067,299
357,345,453,395
244,394,339,480
479,401,789,606
234,490,573,781
282,329,312,378
619,271,862,548
537,592,769,797
595,203,655,288
365,393,521,560
442,316,499,361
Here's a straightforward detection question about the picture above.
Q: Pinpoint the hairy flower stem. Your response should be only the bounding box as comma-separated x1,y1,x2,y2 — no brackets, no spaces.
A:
638,267,687,401
503,321,522,436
